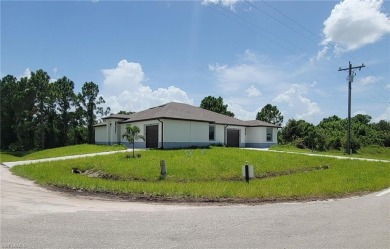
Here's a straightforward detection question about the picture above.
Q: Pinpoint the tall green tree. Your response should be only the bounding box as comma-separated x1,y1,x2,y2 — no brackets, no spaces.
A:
279,119,311,144
256,104,283,126
0,75,18,149
45,83,59,148
53,77,76,146
318,115,344,150
78,82,109,144
200,96,234,117
122,124,145,158
30,69,51,149
11,76,36,150
374,120,390,147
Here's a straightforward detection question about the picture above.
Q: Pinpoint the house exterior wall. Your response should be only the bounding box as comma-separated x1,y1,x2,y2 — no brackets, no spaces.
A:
210,124,225,146
245,127,278,148
103,118,127,145
120,120,161,148
163,119,209,148
95,125,107,145
95,118,278,149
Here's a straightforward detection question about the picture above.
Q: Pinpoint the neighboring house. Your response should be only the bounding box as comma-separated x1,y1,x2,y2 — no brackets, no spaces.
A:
94,102,280,149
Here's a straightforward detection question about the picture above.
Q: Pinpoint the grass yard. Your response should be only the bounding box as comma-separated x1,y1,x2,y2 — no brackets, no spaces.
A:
0,144,126,163
270,144,390,160
10,147,390,203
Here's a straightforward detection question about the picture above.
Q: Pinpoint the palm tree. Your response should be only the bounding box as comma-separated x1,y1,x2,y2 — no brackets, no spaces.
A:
122,124,145,158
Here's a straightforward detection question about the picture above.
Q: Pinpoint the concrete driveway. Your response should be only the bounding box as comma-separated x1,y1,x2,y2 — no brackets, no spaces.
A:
1,163,389,249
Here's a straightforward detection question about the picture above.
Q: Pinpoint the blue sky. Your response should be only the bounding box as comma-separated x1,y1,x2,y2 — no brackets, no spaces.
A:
2,0,390,124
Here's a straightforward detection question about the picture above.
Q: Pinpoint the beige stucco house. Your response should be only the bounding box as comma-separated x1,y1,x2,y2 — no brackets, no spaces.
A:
94,102,280,149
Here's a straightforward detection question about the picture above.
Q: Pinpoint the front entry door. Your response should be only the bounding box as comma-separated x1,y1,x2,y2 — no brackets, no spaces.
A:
227,129,240,147
146,125,158,149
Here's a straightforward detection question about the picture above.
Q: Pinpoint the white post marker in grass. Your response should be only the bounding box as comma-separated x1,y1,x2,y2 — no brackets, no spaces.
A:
160,160,167,179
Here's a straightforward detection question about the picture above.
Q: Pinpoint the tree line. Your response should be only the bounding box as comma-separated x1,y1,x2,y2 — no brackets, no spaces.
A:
2,79,388,153
278,115,390,152
0,70,110,151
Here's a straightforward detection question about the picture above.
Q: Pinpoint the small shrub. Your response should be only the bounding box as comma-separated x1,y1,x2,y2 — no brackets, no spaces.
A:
125,153,142,159
9,142,26,152
293,138,305,149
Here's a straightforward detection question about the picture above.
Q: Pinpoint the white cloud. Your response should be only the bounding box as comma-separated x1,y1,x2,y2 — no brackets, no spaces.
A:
310,46,329,62
101,59,193,113
322,0,390,53
208,50,332,123
209,62,278,92
240,49,258,63
208,63,227,73
359,76,379,85
19,68,31,79
209,50,280,92
202,0,241,10
102,60,145,94
224,99,257,120
375,106,390,121
353,110,367,116
245,84,261,97
273,84,321,119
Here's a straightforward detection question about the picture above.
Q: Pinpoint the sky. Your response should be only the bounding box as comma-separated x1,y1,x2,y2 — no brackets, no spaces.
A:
2,0,390,124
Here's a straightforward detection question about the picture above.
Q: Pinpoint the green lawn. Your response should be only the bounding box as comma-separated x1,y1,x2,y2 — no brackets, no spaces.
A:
0,144,126,163
11,147,390,202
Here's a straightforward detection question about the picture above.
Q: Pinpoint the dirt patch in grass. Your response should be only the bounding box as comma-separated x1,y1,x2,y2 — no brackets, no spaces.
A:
257,165,330,179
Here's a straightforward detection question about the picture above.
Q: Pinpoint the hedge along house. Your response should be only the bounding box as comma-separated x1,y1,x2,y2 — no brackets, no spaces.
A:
94,102,280,149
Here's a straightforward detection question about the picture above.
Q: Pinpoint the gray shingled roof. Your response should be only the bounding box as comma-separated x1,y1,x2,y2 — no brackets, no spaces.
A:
93,122,107,127
120,102,279,128
242,120,280,127
102,113,132,120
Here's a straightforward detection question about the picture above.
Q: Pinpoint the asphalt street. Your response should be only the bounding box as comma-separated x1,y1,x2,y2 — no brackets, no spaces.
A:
1,162,389,249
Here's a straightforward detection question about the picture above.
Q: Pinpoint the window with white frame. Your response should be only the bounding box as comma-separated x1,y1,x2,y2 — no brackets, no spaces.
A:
209,125,215,141
266,128,273,142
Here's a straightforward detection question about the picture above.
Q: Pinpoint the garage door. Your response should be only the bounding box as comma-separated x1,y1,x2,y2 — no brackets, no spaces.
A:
227,129,240,147
146,125,158,149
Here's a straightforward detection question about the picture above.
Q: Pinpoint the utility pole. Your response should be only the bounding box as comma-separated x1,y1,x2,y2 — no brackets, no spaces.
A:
338,61,365,155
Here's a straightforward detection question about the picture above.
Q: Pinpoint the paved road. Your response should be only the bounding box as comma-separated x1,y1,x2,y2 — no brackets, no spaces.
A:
1,164,389,249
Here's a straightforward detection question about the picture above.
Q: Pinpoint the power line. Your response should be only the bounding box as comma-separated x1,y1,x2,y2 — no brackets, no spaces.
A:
208,1,389,105
353,98,389,104
353,82,389,103
244,0,322,45
246,1,389,91
209,4,302,58
210,4,337,72
243,1,390,103
362,66,390,91
258,0,324,40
